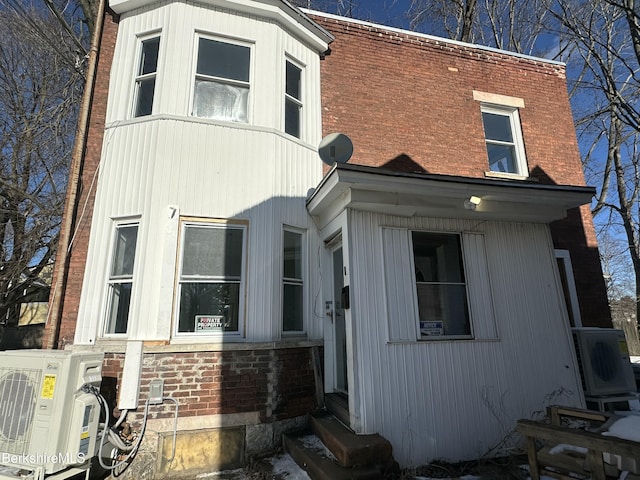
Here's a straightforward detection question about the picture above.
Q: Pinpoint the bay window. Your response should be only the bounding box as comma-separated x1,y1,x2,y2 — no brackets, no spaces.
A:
285,60,302,138
176,221,246,335
105,222,139,335
133,36,160,117
282,228,304,333
192,37,251,122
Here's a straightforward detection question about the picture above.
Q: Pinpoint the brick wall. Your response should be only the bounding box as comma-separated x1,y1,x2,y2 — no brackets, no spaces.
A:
45,10,119,349
100,347,318,425
315,15,611,327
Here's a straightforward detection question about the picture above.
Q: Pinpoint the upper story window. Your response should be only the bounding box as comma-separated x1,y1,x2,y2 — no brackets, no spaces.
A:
176,220,246,336
282,227,304,333
481,105,527,175
193,37,251,123
133,36,160,117
412,231,471,339
285,59,302,138
105,222,139,335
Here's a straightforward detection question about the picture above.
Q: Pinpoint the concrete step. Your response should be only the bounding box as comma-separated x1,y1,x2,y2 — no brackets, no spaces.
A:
309,412,393,468
283,430,387,480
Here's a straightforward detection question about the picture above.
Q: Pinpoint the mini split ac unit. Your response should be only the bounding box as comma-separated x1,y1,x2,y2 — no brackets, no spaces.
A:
0,350,104,480
572,328,636,396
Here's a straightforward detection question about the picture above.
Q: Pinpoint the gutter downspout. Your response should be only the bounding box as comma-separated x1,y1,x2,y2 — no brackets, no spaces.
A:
45,0,106,349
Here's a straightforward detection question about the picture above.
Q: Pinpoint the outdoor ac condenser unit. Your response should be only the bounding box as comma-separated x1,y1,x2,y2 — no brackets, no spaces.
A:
0,350,103,479
572,328,636,396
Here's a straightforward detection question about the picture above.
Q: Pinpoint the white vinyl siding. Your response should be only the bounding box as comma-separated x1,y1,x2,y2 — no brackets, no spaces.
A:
350,211,579,465
103,2,325,138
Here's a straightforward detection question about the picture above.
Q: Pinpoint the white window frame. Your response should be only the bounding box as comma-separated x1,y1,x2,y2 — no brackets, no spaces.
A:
282,226,306,335
191,33,252,123
103,220,140,336
284,57,303,138
480,104,528,177
174,219,247,339
132,33,161,118
555,249,582,327
410,230,473,340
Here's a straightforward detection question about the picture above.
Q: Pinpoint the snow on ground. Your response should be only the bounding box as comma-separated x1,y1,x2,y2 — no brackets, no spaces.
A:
269,454,311,480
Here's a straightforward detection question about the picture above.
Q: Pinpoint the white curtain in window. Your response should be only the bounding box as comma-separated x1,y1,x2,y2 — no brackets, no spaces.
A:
193,81,248,122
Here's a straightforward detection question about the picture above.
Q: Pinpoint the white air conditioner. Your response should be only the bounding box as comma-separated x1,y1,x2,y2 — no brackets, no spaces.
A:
0,350,103,479
572,328,636,396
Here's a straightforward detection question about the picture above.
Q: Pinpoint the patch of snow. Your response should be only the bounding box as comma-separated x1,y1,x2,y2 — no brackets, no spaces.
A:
548,443,588,455
269,453,311,479
196,469,244,478
630,356,640,364
298,434,337,460
602,415,640,442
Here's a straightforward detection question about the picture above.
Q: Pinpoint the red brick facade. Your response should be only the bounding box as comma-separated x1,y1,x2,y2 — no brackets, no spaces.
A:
102,347,318,424
314,15,611,327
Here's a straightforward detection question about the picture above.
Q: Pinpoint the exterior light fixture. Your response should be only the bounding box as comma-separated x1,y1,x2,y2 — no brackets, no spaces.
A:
464,195,482,211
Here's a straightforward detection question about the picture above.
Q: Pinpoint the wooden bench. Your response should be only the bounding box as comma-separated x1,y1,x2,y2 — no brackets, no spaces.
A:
517,405,640,480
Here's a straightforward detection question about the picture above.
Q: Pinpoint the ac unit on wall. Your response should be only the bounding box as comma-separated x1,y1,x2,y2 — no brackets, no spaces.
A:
0,350,103,479
572,328,636,396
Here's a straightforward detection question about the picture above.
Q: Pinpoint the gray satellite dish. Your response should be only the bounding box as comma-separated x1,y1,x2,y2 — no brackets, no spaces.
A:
319,133,353,165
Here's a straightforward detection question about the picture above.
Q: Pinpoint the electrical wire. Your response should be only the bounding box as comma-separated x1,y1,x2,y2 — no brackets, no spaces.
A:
81,384,179,472
81,384,149,470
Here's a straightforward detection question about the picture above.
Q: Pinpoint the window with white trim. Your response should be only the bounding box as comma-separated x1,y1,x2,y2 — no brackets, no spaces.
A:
192,36,251,122
285,59,302,138
282,228,304,333
133,36,160,117
411,231,471,338
105,222,139,334
176,221,246,335
555,249,582,327
481,105,527,176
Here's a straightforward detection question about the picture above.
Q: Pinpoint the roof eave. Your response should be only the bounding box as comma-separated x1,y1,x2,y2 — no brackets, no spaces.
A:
307,163,594,226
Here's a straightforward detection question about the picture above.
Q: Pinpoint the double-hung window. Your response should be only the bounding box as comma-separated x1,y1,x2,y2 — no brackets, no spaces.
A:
282,228,304,333
285,60,302,138
411,231,471,338
176,221,246,336
481,105,527,176
193,37,251,122
133,36,160,117
105,222,139,335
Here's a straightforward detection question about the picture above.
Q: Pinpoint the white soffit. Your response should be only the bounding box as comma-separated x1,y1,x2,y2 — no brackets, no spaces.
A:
307,163,595,225
109,0,333,52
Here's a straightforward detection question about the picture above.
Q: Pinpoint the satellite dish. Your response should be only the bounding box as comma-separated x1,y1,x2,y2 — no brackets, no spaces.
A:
318,133,353,165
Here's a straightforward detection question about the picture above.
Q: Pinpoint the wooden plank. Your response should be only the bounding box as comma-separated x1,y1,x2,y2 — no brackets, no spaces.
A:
547,405,610,424
517,420,640,458
526,437,540,480
587,449,606,480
